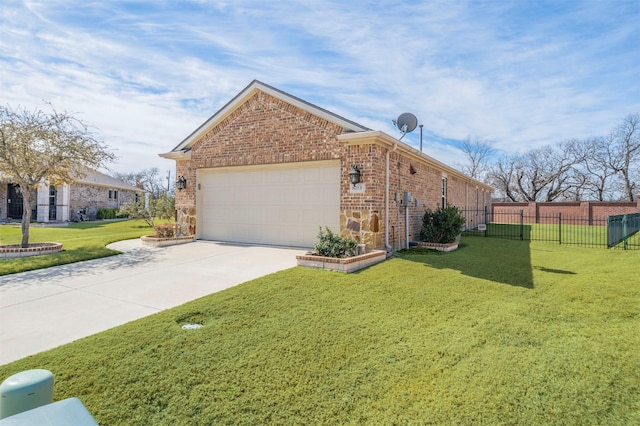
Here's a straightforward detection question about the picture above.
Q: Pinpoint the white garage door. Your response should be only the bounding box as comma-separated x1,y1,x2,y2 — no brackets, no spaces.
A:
197,161,340,247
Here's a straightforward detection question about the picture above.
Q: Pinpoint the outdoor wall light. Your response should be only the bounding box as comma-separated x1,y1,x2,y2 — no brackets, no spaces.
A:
349,165,361,188
176,176,187,191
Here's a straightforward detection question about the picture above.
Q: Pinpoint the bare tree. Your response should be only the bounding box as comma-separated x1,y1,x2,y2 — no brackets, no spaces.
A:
513,149,551,201
493,140,588,202
543,139,591,201
607,113,640,201
574,137,618,201
113,167,169,197
482,113,639,202
0,104,115,247
488,154,520,201
456,136,495,181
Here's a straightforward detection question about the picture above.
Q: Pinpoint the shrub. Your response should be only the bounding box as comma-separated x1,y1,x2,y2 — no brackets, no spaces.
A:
154,223,175,238
420,205,465,244
313,226,358,258
97,208,120,219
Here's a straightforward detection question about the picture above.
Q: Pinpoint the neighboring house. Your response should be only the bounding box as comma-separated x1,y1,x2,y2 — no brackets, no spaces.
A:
0,169,144,222
160,80,493,250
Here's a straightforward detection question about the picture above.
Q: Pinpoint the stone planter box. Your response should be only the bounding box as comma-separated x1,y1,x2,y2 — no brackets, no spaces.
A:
140,235,195,248
412,241,459,252
296,250,386,273
0,242,63,258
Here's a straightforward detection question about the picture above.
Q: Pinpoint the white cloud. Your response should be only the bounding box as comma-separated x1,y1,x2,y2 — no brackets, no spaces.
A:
1,0,638,175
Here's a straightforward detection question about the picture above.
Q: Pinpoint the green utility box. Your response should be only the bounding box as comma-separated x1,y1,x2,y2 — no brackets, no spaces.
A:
0,369,54,419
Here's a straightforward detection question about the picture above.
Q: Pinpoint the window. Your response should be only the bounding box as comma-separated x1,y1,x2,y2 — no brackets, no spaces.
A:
114,190,118,200
135,193,139,203
49,185,57,221
108,190,113,199
441,177,447,207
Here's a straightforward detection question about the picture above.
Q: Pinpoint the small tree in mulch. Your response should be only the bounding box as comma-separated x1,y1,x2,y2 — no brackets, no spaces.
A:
118,193,175,227
420,205,465,244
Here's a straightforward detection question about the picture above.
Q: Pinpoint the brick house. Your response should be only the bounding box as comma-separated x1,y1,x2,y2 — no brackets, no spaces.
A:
160,80,493,250
1,169,144,223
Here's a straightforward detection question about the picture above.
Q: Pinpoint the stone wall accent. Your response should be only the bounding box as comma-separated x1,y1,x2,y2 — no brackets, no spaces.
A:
175,206,196,237
341,209,383,248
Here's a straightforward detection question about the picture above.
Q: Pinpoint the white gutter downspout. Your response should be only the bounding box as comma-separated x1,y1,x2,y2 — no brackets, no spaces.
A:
385,143,398,252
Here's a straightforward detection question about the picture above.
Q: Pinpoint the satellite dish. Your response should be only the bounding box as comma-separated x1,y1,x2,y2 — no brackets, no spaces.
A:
392,112,418,140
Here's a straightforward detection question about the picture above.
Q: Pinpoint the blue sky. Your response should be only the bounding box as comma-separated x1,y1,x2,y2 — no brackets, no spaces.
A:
1,0,638,175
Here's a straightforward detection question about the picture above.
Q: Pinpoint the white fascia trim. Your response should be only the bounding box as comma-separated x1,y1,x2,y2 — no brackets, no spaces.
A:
158,150,192,160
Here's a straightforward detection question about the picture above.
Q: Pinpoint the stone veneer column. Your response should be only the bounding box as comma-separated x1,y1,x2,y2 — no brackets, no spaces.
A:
36,182,49,222
341,209,382,248
57,184,70,222
176,207,196,237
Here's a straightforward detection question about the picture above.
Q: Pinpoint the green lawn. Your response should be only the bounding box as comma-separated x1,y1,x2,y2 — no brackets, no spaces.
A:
1,237,638,425
0,220,155,275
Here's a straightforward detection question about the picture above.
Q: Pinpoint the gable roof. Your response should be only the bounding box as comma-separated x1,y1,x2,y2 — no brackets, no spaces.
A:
75,168,144,192
161,80,370,159
1,169,144,192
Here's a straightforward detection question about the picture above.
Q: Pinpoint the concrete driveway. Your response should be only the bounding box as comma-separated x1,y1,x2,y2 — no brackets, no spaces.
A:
0,240,307,365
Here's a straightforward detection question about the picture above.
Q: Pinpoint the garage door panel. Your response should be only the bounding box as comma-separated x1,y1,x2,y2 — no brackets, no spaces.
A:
199,162,339,247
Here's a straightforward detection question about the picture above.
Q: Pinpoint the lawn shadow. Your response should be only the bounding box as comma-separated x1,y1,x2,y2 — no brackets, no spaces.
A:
532,266,576,275
0,246,162,287
400,237,535,289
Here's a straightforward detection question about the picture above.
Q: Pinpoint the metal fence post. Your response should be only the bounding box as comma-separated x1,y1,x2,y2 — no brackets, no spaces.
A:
520,210,524,241
484,206,489,237
558,212,562,245
623,214,628,250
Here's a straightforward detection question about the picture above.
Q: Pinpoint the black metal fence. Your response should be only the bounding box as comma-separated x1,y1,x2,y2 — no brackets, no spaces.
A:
461,208,639,250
